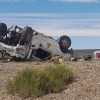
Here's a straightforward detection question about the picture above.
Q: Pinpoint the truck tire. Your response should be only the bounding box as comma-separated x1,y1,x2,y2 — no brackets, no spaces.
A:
0,23,7,37
60,48,68,53
19,26,33,45
58,35,71,53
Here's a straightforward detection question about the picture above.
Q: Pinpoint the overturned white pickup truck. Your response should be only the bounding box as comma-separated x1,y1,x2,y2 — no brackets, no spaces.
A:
0,23,73,61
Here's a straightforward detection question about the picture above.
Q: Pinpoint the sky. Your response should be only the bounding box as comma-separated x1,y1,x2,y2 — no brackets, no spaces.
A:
0,0,100,49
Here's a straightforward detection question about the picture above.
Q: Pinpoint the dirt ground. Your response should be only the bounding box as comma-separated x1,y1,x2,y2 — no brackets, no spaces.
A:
0,60,100,100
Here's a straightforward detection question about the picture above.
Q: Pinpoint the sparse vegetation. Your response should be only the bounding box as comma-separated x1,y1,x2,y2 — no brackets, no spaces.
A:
6,64,73,98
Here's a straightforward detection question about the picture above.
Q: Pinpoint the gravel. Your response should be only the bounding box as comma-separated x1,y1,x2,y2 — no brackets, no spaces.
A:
0,60,100,100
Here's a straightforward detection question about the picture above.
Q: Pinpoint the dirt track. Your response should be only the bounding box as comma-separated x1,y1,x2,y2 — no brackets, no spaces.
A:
0,60,100,100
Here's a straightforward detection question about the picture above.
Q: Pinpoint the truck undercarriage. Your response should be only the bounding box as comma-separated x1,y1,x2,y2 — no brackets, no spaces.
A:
0,23,73,61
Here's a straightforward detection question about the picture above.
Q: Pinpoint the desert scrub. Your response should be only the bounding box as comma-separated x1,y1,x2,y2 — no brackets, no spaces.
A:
6,64,73,98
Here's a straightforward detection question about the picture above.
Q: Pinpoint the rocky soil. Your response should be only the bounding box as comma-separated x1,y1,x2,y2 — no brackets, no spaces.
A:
0,60,100,100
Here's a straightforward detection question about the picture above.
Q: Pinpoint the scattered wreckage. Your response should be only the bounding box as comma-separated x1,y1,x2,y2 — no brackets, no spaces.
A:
0,23,73,61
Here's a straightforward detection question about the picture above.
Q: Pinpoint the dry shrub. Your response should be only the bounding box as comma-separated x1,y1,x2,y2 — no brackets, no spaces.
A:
6,64,73,98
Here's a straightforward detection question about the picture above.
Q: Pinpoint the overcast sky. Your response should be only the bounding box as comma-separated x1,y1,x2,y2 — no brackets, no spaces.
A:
0,0,100,49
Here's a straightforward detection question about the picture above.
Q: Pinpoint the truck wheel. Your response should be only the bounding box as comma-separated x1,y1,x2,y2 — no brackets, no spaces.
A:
58,35,71,53
60,48,68,53
19,26,33,45
0,23,7,37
